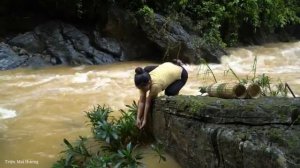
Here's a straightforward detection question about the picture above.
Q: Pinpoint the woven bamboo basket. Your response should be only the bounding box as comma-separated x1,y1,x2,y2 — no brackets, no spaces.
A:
206,83,247,99
245,83,261,99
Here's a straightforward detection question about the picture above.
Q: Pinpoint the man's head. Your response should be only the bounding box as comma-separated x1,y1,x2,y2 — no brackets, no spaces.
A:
134,67,151,91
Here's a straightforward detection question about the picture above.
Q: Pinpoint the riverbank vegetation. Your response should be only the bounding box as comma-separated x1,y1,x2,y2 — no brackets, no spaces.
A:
198,56,295,97
0,0,299,47
52,102,166,168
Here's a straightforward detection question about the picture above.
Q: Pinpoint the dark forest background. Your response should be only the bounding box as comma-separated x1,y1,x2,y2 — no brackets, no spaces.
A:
0,0,299,47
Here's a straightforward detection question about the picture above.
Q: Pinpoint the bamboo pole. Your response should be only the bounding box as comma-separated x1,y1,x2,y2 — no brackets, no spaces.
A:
285,83,296,98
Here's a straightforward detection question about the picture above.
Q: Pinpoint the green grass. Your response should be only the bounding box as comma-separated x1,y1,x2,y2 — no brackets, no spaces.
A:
198,56,291,97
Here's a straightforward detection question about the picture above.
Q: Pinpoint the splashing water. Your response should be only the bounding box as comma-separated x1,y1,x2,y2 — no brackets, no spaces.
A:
0,107,16,119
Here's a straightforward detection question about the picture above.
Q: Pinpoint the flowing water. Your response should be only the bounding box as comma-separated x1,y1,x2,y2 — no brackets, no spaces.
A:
0,41,300,168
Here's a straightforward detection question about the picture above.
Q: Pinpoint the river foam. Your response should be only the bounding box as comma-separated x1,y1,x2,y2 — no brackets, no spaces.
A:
0,107,16,119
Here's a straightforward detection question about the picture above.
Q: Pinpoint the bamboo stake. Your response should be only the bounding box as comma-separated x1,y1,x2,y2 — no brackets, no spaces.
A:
285,83,296,98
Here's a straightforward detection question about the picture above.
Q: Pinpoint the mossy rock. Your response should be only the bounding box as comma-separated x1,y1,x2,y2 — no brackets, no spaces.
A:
155,96,300,125
151,96,300,168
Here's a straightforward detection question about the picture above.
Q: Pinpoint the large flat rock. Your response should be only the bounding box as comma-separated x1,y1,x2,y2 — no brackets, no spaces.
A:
151,96,300,168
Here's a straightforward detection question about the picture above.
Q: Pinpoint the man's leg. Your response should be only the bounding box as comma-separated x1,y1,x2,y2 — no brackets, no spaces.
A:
164,68,188,96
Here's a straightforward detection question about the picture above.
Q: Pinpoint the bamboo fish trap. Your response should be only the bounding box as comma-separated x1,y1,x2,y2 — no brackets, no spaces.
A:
204,83,247,99
245,83,261,99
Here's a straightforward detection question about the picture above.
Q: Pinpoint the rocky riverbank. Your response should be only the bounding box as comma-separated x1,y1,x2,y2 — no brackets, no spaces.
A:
0,8,228,70
1,1,299,71
151,96,300,168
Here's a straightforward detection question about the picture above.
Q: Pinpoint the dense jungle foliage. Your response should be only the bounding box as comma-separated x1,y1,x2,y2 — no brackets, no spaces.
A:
0,0,299,46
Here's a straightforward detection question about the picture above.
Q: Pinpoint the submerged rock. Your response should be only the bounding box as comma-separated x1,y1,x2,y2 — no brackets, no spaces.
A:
151,96,300,168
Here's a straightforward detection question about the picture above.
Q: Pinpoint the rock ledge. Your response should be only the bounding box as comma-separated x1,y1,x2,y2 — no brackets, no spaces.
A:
151,96,300,168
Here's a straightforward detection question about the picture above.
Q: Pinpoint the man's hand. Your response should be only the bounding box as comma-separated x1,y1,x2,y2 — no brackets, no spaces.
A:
140,119,147,129
136,117,146,129
136,118,142,129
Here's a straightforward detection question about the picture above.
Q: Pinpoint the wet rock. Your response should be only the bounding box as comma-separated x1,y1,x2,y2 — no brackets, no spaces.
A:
1,20,122,70
0,43,28,70
151,96,300,168
20,54,52,68
8,32,45,53
104,8,162,61
93,31,122,57
33,21,70,65
138,14,226,63
60,23,115,64
34,21,114,65
0,13,228,70
286,24,300,40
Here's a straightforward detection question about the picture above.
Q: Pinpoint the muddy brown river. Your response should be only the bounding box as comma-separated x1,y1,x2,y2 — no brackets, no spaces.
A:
0,41,299,168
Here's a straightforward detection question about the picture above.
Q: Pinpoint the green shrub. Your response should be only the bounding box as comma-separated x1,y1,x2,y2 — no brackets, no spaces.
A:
144,0,300,46
53,101,165,168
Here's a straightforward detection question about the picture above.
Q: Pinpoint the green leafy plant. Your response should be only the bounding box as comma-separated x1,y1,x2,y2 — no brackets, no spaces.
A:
53,102,166,168
94,120,119,144
146,0,299,47
270,81,288,97
151,142,166,163
114,142,143,168
53,136,91,167
85,155,113,168
254,73,272,96
116,108,140,145
137,5,155,18
86,105,112,127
